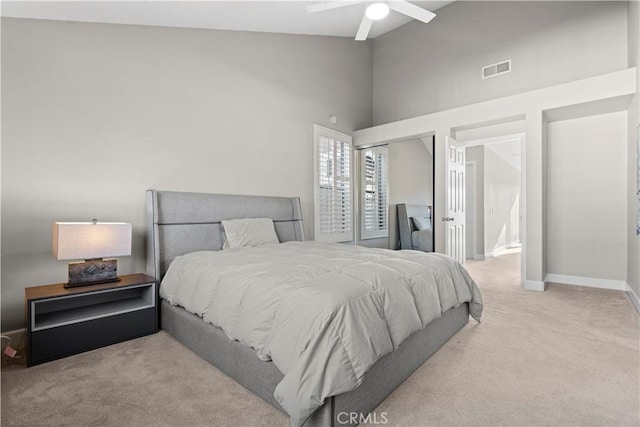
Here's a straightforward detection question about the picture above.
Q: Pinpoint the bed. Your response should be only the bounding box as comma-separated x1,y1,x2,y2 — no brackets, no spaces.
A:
146,190,481,427
397,203,433,252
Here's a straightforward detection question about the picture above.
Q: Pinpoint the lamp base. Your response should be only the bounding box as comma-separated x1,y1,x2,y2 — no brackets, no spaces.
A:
65,259,120,288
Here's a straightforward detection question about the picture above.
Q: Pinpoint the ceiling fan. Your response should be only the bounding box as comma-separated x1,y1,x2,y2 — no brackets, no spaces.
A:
307,1,436,41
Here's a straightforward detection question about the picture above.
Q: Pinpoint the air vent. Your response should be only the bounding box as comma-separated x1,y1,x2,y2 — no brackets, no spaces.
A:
482,59,511,79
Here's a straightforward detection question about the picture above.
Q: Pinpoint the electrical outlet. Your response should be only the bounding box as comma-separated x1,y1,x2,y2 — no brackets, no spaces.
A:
4,345,17,358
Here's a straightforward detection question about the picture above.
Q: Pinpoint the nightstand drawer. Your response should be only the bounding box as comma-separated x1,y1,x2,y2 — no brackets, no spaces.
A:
25,274,158,367
29,307,156,365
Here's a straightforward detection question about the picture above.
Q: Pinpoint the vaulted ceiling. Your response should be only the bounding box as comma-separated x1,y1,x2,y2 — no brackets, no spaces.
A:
1,1,454,39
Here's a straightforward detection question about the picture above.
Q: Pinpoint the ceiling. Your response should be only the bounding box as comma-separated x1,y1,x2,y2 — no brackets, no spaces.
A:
1,1,454,39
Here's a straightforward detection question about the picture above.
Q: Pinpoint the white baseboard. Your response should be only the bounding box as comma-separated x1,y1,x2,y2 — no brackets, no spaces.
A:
545,274,627,291
486,245,507,258
473,254,486,261
1,328,26,350
524,280,546,292
487,241,521,258
625,285,640,315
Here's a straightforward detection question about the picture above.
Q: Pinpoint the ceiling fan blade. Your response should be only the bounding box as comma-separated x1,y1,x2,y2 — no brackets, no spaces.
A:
307,1,362,14
355,15,373,41
388,0,436,23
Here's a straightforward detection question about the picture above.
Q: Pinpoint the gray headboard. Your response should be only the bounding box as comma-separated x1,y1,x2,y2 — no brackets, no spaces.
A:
397,204,432,250
146,190,305,280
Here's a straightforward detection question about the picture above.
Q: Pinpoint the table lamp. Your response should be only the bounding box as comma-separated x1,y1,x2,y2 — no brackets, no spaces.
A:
53,220,132,288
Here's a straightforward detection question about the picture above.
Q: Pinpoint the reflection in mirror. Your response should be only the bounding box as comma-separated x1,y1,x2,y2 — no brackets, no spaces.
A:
356,136,435,251
361,146,389,241
388,136,435,251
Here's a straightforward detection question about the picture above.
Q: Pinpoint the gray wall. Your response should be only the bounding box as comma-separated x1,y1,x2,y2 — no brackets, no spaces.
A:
387,138,433,250
1,18,372,330
372,1,629,124
628,0,640,298
546,111,628,281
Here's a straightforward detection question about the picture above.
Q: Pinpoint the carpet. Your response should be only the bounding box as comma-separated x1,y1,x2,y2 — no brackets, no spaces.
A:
2,251,638,426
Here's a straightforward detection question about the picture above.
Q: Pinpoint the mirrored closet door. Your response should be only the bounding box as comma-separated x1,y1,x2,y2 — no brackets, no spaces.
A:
356,136,435,251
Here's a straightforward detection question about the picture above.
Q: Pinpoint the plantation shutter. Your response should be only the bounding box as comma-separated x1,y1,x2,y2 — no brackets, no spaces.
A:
361,146,389,239
313,125,353,243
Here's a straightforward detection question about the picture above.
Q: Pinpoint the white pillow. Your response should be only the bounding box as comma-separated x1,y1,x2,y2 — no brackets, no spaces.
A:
221,218,280,249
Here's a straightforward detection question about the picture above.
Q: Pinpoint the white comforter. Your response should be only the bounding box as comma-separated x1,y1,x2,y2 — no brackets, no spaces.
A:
160,241,483,426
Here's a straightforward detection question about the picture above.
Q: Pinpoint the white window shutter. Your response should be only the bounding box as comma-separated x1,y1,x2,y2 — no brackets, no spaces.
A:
313,125,354,243
361,146,389,240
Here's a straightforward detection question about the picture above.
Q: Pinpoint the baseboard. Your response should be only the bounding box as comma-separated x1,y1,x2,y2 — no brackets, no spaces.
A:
473,254,486,261
486,241,520,258
486,245,507,258
545,274,627,291
625,285,640,315
524,280,546,292
1,328,26,350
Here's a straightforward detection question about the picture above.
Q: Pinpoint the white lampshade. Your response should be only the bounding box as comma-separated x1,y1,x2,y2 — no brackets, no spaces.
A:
53,222,132,260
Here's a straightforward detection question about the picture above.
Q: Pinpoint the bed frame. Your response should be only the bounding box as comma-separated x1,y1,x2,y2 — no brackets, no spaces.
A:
146,190,469,427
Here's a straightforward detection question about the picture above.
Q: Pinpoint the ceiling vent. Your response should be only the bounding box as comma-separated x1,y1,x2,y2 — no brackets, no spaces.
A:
482,59,511,79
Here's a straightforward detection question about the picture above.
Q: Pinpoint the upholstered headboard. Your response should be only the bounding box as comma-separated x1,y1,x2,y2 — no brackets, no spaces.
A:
146,190,305,280
397,203,432,250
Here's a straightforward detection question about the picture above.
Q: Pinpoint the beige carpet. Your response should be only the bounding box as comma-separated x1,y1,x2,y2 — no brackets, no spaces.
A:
2,251,639,426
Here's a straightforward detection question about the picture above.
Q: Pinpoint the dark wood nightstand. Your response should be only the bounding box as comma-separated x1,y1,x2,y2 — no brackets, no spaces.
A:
25,273,158,366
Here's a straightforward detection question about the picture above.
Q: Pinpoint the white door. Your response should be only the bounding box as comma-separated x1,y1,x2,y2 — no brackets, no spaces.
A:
445,136,466,263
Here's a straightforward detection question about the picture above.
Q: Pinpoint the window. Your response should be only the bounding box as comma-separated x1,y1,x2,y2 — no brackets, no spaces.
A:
313,124,353,243
360,146,389,240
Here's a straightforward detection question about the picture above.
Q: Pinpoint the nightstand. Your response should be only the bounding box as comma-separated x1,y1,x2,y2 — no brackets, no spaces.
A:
25,273,158,366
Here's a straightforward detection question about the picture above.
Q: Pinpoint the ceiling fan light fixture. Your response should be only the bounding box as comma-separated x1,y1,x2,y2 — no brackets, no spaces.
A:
365,2,390,20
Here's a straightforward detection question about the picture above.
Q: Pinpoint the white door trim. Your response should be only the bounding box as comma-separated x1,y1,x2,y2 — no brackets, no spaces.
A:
445,136,466,264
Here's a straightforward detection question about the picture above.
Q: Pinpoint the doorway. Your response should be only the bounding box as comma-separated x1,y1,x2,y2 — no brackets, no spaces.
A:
459,133,525,282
